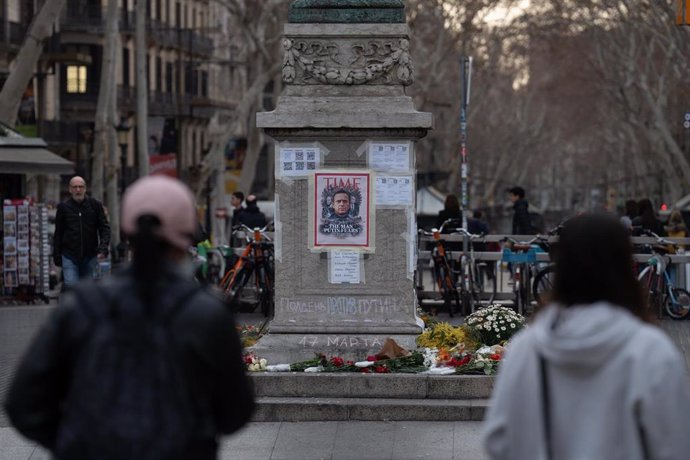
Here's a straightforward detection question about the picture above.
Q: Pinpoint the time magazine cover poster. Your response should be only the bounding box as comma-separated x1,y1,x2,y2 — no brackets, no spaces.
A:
310,171,373,250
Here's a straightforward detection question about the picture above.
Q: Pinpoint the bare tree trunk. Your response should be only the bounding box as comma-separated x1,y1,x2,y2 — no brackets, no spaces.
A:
105,3,121,248
91,0,119,201
0,0,67,126
136,0,149,176
107,74,120,248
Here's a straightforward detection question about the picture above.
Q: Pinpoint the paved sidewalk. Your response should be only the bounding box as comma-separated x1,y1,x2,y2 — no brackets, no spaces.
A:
1,421,488,460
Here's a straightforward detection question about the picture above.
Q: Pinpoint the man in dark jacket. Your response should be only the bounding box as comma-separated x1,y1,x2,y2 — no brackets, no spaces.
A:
53,176,111,288
236,194,267,229
509,186,531,235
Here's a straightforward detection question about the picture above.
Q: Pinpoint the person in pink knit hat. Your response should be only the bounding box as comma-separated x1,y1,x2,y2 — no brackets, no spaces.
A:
6,176,254,460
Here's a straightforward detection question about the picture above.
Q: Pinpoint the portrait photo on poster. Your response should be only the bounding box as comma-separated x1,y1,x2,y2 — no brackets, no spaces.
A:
312,171,373,250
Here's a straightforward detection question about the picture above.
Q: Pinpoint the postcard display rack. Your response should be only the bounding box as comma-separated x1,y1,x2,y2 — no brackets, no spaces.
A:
2,200,50,295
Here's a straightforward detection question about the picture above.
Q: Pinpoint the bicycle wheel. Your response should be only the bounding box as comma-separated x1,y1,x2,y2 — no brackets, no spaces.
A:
638,266,659,317
219,269,236,294
532,265,555,305
257,265,274,318
439,265,456,317
227,267,250,309
664,288,690,320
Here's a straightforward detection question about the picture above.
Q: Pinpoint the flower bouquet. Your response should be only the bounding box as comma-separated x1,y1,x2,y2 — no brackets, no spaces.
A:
464,304,525,345
416,321,478,350
237,324,264,348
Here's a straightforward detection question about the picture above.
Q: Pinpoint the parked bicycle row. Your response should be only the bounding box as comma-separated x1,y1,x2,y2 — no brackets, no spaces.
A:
416,219,690,320
192,222,275,319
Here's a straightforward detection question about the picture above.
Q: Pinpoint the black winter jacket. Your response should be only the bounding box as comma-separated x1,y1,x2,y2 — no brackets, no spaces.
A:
512,198,531,235
236,204,267,230
53,197,111,264
4,267,255,460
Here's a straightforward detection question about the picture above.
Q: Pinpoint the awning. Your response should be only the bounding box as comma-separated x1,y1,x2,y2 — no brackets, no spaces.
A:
0,147,74,175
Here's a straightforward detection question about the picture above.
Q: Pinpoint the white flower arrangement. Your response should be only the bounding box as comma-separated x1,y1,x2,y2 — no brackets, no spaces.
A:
465,304,525,345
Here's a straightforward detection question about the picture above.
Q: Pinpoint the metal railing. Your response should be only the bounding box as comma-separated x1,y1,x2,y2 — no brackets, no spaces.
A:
415,233,690,308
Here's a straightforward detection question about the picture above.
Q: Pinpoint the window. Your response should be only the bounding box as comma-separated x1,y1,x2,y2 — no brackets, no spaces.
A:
66,65,87,93
122,48,130,87
166,62,173,93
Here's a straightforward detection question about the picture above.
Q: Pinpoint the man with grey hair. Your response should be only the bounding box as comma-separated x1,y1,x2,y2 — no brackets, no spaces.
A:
53,176,110,288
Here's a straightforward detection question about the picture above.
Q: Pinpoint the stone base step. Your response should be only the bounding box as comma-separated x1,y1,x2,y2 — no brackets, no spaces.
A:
251,396,490,422
251,373,495,400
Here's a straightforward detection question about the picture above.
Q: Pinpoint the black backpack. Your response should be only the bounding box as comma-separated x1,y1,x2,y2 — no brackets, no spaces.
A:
56,283,201,460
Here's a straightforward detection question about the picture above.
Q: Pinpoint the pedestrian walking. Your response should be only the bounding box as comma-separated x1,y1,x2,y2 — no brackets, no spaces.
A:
483,213,690,460
5,175,254,460
632,197,666,236
230,191,245,227
52,176,111,288
508,186,531,235
620,199,638,233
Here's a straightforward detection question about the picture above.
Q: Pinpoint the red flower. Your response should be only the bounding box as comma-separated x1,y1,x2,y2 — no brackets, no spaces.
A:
374,366,389,374
489,353,502,361
360,367,371,373
366,355,377,362
243,355,253,364
346,360,354,365
330,356,344,367
447,355,472,367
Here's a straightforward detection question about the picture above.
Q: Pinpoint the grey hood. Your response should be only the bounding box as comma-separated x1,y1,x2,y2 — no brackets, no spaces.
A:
531,302,639,369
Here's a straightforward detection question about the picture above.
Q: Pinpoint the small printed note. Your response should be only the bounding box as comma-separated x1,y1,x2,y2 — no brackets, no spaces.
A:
329,251,361,284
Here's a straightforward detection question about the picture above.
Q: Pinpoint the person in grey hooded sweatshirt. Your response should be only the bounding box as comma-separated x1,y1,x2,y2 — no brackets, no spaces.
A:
483,213,690,460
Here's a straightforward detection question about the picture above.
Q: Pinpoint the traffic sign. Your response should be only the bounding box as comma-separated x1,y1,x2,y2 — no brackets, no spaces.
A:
684,120,690,129
684,112,690,122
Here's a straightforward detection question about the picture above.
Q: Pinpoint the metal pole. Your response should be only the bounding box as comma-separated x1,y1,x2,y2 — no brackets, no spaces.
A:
460,56,473,252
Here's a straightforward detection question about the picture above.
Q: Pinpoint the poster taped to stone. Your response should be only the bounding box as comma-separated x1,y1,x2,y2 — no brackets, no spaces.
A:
312,171,372,250
329,251,361,284
368,143,410,172
280,147,320,177
375,175,413,206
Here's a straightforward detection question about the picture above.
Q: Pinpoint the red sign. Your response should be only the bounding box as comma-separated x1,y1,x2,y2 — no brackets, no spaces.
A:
149,154,177,177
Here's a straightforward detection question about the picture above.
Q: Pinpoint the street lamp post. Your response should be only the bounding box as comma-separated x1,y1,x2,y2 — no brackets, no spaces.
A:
115,118,131,196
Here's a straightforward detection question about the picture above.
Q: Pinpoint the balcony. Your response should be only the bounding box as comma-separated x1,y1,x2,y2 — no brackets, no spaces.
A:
149,90,176,116
61,4,104,33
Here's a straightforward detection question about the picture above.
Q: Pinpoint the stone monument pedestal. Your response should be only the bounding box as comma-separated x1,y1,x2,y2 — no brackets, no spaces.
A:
252,1,432,364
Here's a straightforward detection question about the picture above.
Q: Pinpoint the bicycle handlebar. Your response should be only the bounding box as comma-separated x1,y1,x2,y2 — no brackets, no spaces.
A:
636,229,677,248
232,221,274,242
449,227,485,240
500,235,543,246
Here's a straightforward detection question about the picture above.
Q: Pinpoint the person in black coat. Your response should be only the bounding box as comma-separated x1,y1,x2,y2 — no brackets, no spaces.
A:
509,186,531,235
236,194,267,230
53,176,111,288
5,176,254,460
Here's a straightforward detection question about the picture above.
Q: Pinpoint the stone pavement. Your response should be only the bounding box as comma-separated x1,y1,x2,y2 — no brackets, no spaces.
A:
1,421,488,460
2,302,689,459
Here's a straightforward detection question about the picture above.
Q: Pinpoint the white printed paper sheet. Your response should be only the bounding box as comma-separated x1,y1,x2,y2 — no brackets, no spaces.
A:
368,143,411,172
375,175,414,206
279,147,320,177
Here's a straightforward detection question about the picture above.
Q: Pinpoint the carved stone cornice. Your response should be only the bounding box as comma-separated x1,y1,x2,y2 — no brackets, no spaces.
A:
282,37,412,85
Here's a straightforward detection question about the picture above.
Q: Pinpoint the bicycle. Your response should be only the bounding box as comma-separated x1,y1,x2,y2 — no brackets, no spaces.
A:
636,230,690,320
501,235,543,315
530,223,565,305
452,226,495,314
219,223,275,318
419,222,461,317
